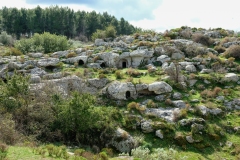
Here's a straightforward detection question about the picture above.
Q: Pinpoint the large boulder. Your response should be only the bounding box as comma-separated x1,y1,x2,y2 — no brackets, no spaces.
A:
141,119,154,133
222,73,239,82
172,100,186,108
110,128,135,153
7,62,21,71
157,55,170,64
64,56,88,64
51,51,69,58
30,67,47,77
148,81,172,94
103,81,137,100
98,52,119,67
87,78,109,89
38,58,59,67
185,64,197,73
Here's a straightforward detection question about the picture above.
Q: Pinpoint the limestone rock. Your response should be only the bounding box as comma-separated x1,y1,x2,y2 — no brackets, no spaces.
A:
28,52,43,58
179,118,205,127
38,58,59,67
172,92,182,100
222,73,239,82
104,81,137,100
30,75,41,83
141,119,154,133
185,64,197,73
111,128,135,153
30,67,47,77
148,81,172,94
7,62,21,71
171,52,185,60
172,100,186,108
157,55,170,64
64,56,88,64
87,78,109,89
186,135,194,143
155,130,164,139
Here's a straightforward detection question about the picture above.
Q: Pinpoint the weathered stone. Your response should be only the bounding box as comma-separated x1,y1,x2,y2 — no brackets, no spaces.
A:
172,100,186,108
111,128,135,153
87,78,109,89
38,58,59,67
141,119,154,133
186,135,194,143
200,69,213,73
171,52,185,60
148,81,172,94
28,52,43,58
155,130,164,139
7,62,21,71
172,92,182,100
157,55,170,64
179,118,205,127
104,81,137,100
222,73,239,82
51,51,69,58
30,67,47,77
30,75,41,83
185,64,197,72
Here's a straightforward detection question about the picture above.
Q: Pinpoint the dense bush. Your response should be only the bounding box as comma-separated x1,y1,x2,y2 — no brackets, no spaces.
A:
0,142,8,160
91,25,117,41
192,33,214,46
224,45,240,60
0,31,14,46
15,32,70,54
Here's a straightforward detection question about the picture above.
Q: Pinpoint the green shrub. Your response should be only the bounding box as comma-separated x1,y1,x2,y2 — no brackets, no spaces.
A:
91,29,106,41
115,70,124,79
0,142,8,160
15,32,69,54
0,31,14,46
66,52,77,58
105,25,117,38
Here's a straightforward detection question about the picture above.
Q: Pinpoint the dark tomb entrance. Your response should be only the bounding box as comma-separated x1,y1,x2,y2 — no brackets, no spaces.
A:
78,60,84,65
122,61,127,68
126,91,131,99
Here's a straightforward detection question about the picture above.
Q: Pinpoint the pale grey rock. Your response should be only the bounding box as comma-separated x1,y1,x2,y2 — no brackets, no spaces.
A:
186,135,194,143
64,56,88,64
30,67,47,77
38,58,59,67
87,78,109,89
87,63,101,68
209,108,222,115
136,83,149,91
191,123,204,133
104,81,137,100
223,41,240,48
204,79,211,84
141,119,154,133
197,105,208,115
155,130,164,139
30,75,41,83
111,128,135,153
145,107,180,122
43,72,63,80
200,69,213,73
172,100,186,108
188,79,198,87
171,52,185,60
179,118,205,127
157,55,170,64
28,52,43,58
148,81,172,94
185,64,197,72
95,39,105,46
222,73,239,82
172,92,182,100
51,51,69,58
155,95,166,102
98,52,119,67
7,62,21,71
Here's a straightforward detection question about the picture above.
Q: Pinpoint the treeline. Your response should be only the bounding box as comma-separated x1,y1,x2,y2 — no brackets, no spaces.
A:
0,5,136,40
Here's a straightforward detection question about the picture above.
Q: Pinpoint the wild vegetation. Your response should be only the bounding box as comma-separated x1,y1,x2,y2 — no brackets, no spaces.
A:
0,12,240,160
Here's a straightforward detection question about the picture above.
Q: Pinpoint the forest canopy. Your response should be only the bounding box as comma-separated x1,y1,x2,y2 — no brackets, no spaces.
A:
0,5,137,40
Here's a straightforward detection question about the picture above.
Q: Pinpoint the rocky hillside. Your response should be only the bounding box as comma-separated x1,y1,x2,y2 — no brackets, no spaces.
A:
0,27,240,159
